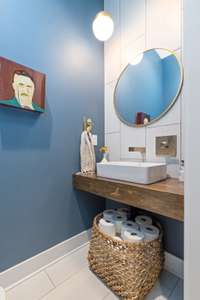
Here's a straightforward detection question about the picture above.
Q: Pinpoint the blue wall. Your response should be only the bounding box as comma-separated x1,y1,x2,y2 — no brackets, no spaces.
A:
0,0,105,271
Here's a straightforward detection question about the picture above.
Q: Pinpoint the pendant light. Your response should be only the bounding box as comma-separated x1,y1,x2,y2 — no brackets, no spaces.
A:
92,11,114,42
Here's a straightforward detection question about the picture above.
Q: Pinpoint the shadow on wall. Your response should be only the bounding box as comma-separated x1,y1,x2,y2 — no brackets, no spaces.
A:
74,189,105,230
0,100,52,150
106,199,183,259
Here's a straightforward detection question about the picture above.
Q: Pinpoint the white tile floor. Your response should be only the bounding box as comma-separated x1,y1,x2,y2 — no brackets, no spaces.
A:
5,244,183,300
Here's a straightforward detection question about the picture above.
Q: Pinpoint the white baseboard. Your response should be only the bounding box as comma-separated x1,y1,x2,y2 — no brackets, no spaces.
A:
164,251,184,279
0,229,91,289
0,229,183,290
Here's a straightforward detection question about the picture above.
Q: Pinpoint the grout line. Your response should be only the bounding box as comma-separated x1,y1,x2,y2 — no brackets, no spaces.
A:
102,292,111,300
145,126,147,161
147,122,181,129
117,0,122,166
168,278,181,298
5,242,90,292
44,270,56,289
45,264,88,291
105,131,120,135
38,284,55,300
145,0,147,49
123,33,146,50
38,266,89,300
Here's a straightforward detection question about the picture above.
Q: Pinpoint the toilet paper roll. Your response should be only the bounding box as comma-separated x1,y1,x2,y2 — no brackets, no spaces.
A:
141,225,160,241
0,287,6,300
99,218,116,237
103,209,116,221
113,236,122,241
123,229,144,243
113,214,127,234
117,207,131,219
135,215,152,227
121,221,139,238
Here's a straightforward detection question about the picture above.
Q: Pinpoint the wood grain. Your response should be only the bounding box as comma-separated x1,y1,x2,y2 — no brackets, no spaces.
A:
73,173,184,222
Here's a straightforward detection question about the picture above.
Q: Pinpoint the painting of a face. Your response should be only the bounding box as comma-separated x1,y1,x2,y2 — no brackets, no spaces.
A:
0,56,45,113
12,74,35,109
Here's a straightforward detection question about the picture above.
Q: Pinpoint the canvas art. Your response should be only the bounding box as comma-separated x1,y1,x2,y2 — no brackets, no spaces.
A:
0,57,45,113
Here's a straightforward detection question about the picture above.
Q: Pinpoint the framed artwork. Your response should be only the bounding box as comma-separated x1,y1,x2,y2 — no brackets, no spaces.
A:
0,57,45,113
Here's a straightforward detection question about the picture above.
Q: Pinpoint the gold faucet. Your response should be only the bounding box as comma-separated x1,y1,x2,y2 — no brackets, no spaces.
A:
128,147,146,162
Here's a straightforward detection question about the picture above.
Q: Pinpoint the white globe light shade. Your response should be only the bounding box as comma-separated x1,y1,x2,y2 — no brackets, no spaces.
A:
130,53,144,65
92,11,114,41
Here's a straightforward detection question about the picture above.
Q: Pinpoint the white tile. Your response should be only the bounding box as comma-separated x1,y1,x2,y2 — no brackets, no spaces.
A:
145,271,179,300
105,133,121,161
169,279,183,300
164,252,184,280
41,268,109,300
158,271,179,292
180,82,185,162
121,35,145,70
180,119,184,161
104,0,121,84
45,245,89,287
105,82,120,134
104,0,120,28
121,123,146,160
146,124,180,163
104,291,119,299
0,230,91,290
121,0,145,47
6,272,54,300
145,282,171,300
180,51,184,161
104,26,121,84
167,163,179,179
146,0,181,50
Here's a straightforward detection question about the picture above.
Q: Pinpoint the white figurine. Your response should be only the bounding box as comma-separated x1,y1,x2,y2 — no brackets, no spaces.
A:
80,118,96,174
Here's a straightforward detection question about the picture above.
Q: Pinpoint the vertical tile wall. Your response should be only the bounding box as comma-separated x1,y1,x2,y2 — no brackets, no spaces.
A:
104,0,183,178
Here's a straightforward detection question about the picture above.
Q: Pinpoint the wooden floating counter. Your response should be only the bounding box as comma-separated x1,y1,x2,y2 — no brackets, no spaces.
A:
73,172,184,222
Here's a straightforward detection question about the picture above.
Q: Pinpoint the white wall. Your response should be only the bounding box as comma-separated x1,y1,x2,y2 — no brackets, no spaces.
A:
104,0,183,178
184,0,200,298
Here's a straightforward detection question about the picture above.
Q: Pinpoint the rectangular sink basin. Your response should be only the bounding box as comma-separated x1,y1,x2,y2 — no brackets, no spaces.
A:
96,161,167,184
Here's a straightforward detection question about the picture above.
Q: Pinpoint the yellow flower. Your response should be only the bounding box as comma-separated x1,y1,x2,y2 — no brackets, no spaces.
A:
99,146,108,153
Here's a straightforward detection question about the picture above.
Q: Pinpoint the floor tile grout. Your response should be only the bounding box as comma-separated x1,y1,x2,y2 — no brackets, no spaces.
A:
169,276,180,297
168,278,182,299
45,264,88,289
6,244,183,300
5,242,89,292
102,292,112,300
37,285,55,300
44,270,56,289
43,242,89,273
39,266,89,300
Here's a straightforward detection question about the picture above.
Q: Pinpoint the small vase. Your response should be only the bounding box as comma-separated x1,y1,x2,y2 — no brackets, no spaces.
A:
101,152,108,163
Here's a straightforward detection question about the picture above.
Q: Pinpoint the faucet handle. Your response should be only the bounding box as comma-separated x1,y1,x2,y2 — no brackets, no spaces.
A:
128,147,146,153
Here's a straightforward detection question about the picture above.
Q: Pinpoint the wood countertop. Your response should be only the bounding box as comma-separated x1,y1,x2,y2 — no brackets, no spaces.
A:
73,172,184,222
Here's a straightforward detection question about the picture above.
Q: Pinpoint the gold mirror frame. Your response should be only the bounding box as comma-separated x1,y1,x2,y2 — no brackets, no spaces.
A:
114,48,184,128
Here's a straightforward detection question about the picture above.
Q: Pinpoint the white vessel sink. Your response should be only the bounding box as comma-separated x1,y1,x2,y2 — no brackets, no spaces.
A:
96,161,167,184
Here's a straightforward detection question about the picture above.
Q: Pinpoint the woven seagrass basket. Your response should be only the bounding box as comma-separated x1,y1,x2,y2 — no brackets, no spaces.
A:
88,214,164,300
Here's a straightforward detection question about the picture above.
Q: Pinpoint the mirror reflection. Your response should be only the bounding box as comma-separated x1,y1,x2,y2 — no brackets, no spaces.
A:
114,48,182,126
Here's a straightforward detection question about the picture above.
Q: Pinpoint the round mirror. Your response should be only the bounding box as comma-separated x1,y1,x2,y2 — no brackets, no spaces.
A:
114,48,183,127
